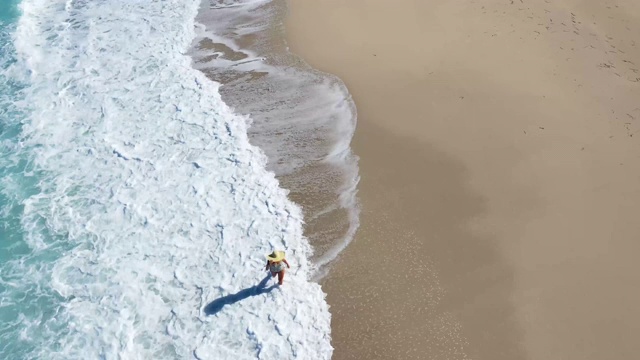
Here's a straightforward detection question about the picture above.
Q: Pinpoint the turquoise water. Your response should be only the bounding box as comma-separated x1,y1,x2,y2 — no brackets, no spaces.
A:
0,0,335,357
1,2,67,357
0,0,23,256
0,0,20,23
0,0,25,289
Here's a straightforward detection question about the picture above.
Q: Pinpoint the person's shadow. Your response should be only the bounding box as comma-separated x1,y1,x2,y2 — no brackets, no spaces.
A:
204,274,278,316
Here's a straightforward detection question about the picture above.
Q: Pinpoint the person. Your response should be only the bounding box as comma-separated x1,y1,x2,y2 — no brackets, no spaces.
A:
265,251,290,285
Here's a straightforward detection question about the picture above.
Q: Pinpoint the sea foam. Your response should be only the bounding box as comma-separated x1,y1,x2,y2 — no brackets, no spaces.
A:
0,0,332,358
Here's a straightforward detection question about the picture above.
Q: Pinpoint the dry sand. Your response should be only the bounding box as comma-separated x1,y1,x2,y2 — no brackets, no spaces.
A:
286,0,640,359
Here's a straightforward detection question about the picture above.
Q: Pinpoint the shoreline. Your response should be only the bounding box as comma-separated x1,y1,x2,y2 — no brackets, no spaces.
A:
189,0,360,278
286,0,640,359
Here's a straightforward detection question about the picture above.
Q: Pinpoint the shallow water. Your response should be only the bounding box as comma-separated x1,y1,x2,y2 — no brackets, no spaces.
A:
0,0,337,358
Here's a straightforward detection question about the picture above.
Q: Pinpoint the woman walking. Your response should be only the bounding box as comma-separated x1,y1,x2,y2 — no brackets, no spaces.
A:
265,251,291,285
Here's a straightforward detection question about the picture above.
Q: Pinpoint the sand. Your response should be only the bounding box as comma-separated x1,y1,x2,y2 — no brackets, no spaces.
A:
285,0,640,359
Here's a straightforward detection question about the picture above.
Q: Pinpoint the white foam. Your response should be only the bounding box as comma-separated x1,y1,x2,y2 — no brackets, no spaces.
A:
7,0,332,358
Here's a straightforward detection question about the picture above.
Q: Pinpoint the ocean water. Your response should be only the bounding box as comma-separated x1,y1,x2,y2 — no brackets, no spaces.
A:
0,0,348,358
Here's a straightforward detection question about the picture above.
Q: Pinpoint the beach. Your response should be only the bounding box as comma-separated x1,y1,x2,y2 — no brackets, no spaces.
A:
2,0,639,357
286,0,640,359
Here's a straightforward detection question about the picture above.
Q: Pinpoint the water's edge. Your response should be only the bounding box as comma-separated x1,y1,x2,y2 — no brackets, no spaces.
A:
189,0,360,279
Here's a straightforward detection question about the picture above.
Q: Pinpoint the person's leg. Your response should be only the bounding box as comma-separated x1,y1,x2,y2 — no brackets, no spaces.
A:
271,271,277,278
278,270,285,285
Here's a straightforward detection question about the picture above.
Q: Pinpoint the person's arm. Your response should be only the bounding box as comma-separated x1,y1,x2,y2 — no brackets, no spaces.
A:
265,261,270,271
283,259,290,269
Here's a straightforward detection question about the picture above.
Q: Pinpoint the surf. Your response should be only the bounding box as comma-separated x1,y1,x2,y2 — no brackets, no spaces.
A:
0,0,332,358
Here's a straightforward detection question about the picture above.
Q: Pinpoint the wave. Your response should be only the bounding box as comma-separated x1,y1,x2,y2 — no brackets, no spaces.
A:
0,0,332,358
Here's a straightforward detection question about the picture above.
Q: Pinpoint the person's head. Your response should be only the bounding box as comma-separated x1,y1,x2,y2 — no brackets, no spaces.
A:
266,250,285,263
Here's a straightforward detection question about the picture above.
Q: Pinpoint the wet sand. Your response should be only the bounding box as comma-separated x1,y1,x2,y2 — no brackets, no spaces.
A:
286,0,640,359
